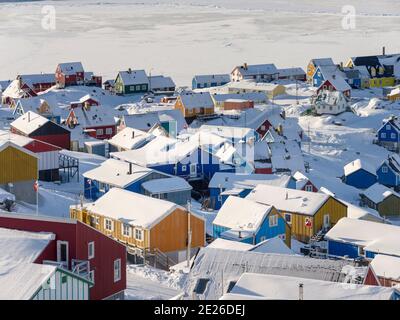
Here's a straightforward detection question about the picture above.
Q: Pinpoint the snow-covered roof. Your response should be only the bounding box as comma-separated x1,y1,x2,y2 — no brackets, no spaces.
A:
19,74,55,87
213,196,273,233
315,90,348,106
345,202,383,222
344,159,376,176
370,254,400,281
325,217,400,256
69,106,116,127
184,247,355,300
311,58,335,67
179,92,214,109
0,227,56,300
2,79,36,99
234,64,278,76
207,238,254,251
83,158,154,188
10,111,49,135
277,67,306,77
362,183,400,204
209,172,291,189
193,74,230,84
117,70,149,86
224,273,397,300
199,124,254,140
212,92,267,102
84,188,179,229
149,75,175,90
141,177,192,194
321,74,352,92
292,171,310,190
57,62,84,75
227,81,286,93
270,140,305,172
122,109,187,133
246,184,331,216
108,127,155,150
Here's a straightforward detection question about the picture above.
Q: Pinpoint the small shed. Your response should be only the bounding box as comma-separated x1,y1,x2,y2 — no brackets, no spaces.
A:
360,183,400,217
343,159,377,189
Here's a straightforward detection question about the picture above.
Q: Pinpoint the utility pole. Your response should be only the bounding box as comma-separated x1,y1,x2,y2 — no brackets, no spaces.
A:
296,79,299,105
186,200,192,268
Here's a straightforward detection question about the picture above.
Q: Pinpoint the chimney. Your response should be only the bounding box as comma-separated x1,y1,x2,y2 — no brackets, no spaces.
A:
340,62,344,70
132,130,135,139
128,162,132,175
128,68,132,74
17,75,22,90
238,231,242,238
27,112,30,122
299,283,304,300
244,62,248,70
285,192,288,200
332,74,336,79
383,46,386,56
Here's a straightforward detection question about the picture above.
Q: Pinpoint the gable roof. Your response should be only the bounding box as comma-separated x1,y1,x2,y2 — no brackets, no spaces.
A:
277,67,306,77
179,92,214,109
10,111,49,135
83,158,155,188
246,184,331,216
325,217,400,256
117,70,149,86
107,127,155,150
193,74,230,84
149,75,175,90
233,64,278,76
370,254,400,281
344,159,376,176
362,183,400,204
68,106,116,128
310,58,335,67
224,273,397,300
84,188,179,229
57,62,84,75
141,176,192,194
320,75,352,92
381,154,400,174
2,79,37,99
213,196,273,233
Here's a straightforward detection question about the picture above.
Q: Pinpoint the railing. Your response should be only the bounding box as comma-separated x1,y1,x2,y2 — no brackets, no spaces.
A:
72,259,90,279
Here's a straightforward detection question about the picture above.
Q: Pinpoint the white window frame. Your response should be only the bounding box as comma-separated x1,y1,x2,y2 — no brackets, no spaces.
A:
123,224,131,237
105,218,113,231
114,259,121,282
89,270,95,284
181,165,187,172
99,182,106,192
105,127,113,135
381,132,386,138
284,213,292,224
88,241,95,260
269,215,278,227
305,185,313,192
358,246,365,257
382,166,388,173
135,228,143,241
391,133,396,139
57,240,69,268
96,128,104,136
386,124,391,130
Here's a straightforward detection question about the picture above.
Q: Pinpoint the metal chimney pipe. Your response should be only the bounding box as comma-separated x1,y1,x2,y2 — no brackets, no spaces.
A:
299,283,304,300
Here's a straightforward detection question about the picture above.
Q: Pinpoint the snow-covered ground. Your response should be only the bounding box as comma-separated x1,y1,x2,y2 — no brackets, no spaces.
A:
1,0,400,85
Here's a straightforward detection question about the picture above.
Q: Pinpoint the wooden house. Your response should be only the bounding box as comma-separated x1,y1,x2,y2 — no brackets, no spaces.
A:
388,87,400,101
364,255,400,288
292,171,318,192
108,127,155,152
316,75,352,98
15,74,55,93
0,140,38,204
246,184,347,243
226,81,286,99
325,217,400,259
71,188,205,265
11,111,71,150
0,213,126,300
277,67,306,81
376,154,400,189
148,75,176,93
376,116,400,152
70,94,100,109
114,69,149,95
12,98,61,124
314,90,349,115
230,63,279,82
174,92,215,120
343,159,377,189
211,92,266,110
306,58,335,83
192,74,230,89
213,196,291,247
55,62,85,88
360,183,400,217
1,78,37,105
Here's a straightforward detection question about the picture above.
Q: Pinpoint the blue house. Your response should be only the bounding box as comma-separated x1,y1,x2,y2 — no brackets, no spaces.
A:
343,159,377,189
110,133,250,181
212,196,291,247
325,218,400,259
192,74,230,89
208,172,294,210
376,154,400,189
376,117,400,152
83,158,169,201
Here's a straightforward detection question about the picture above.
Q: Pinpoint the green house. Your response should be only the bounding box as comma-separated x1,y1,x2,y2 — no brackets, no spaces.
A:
115,69,149,95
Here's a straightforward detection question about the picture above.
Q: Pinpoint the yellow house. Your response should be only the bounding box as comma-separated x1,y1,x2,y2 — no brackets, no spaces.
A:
246,185,347,243
226,82,286,99
388,87,400,101
70,188,206,264
174,92,215,119
307,58,336,83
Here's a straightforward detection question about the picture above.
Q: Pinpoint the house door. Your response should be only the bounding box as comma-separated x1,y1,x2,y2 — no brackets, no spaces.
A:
190,163,197,177
323,214,330,229
57,241,69,268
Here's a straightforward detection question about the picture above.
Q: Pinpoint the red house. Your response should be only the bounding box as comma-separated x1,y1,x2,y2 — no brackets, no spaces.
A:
0,213,127,300
292,171,318,192
66,106,116,140
10,111,71,150
364,255,400,288
18,74,56,93
70,94,100,109
56,62,85,88
317,76,352,98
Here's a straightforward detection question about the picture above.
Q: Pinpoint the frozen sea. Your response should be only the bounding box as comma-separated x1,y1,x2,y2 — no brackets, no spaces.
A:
0,0,400,85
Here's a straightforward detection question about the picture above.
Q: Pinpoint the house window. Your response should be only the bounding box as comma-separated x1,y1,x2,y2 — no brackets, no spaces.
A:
105,127,113,135
218,195,223,202
181,165,187,172
88,241,95,259
57,241,69,268
96,128,104,136
99,182,106,192
278,234,286,241
135,85,141,91
130,86,135,91
305,185,313,192
260,236,266,242
269,215,278,227
381,133,387,139
382,166,388,173
105,219,113,231
386,125,391,130
391,133,396,139
261,125,266,130
135,228,143,241
89,270,95,284
358,246,365,257
123,224,131,237
284,213,292,224
114,259,121,282
141,85,147,90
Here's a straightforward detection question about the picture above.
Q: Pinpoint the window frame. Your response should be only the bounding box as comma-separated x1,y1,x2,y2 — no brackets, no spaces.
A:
88,241,95,260
123,224,131,237
269,214,278,227
135,228,143,241
114,259,121,282
105,218,113,231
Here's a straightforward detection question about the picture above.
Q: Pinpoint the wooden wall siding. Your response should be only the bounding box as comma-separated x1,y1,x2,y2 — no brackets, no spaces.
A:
71,207,205,254
150,208,205,253
0,146,38,183
378,195,400,217
174,98,186,117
